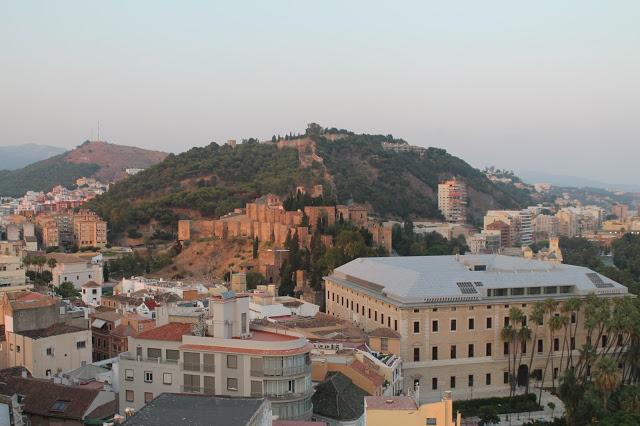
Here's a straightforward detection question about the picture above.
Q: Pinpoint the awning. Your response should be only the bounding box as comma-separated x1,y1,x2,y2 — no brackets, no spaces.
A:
91,319,106,328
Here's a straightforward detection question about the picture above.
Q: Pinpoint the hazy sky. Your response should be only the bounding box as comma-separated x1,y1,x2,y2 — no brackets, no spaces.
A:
1,1,639,182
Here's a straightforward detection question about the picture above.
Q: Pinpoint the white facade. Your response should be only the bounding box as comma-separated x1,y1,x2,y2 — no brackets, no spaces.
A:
52,259,103,289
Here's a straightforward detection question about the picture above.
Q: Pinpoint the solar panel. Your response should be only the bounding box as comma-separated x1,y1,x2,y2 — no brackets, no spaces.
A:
457,281,478,294
474,281,484,287
586,273,614,288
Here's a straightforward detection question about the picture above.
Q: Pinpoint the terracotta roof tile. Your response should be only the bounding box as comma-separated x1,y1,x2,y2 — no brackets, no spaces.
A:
348,359,384,386
136,322,192,341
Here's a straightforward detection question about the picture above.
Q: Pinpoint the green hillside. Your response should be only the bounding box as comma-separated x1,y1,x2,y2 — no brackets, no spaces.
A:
0,154,99,197
87,127,533,236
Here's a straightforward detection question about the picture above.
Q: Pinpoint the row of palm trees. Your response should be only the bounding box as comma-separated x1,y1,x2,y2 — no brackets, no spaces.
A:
501,294,640,403
22,255,57,273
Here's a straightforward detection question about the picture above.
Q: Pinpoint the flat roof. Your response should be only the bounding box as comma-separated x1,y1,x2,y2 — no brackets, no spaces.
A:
124,393,266,426
328,254,628,304
365,396,418,410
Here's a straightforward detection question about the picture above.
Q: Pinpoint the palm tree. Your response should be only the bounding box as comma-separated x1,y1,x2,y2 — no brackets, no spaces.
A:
501,324,515,395
526,301,546,394
593,357,622,408
47,257,57,271
562,297,582,370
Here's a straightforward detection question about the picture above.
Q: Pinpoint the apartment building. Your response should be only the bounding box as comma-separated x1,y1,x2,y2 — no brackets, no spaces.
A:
364,392,460,426
0,291,91,378
437,179,467,224
324,255,629,402
73,210,107,248
118,292,313,420
484,210,533,247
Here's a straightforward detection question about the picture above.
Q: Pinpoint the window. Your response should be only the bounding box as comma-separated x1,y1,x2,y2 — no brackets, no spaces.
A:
16,346,20,353
427,419,437,426
184,374,200,393
381,313,384,324
144,371,153,383
126,390,134,402
431,377,438,390
368,308,371,318
166,349,180,363
571,337,576,350
413,347,420,362
203,353,215,372
227,354,238,369
450,345,457,359
394,320,398,331
432,320,439,333
602,335,608,348
381,338,389,352
241,312,247,334
486,342,492,356
538,339,544,353
50,400,70,412
432,346,438,361
147,347,161,359
413,378,420,390
184,352,200,371
204,376,216,395
450,319,457,331
76,341,86,349
468,375,474,387
468,318,475,330
504,372,509,384
227,377,238,391
486,373,491,385
144,392,153,403
504,342,509,355
163,373,172,385
504,317,510,327
414,309,420,313
125,369,134,381
554,338,560,351
468,344,474,358
413,321,420,333
450,376,456,388
571,312,576,324
46,347,54,356
486,317,492,329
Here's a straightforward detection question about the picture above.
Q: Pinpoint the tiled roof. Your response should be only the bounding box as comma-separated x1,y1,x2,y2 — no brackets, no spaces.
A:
111,324,137,338
312,372,368,421
143,299,160,310
18,323,87,339
368,327,401,339
179,343,312,357
0,376,105,421
82,281,101,288
92,310,123,322
136,322,192,341
348,359,384,386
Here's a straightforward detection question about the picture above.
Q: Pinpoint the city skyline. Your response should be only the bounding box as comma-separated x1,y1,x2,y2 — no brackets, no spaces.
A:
1,1,639,183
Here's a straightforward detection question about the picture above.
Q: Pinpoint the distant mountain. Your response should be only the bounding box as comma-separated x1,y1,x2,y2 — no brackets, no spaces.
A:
87,126,533,235
518,170,640,193
0,141,168,197
0,143,66,170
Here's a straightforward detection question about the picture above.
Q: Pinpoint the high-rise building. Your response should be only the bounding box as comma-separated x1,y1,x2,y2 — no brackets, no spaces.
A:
73,210,107,248
612,204,629,221
438,179,467,224
484,210,532,247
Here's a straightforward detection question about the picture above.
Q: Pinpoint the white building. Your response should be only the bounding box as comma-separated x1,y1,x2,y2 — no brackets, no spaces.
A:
81,281,102,306
47,253,103,290
249,285,320,320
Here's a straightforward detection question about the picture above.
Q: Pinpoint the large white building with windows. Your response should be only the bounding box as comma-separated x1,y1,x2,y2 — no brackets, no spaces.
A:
324,255,629,402
118,292,313,420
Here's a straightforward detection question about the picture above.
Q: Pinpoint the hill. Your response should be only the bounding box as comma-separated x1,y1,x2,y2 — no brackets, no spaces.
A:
0,143,67,170
87,125,533,237
0,141,168,197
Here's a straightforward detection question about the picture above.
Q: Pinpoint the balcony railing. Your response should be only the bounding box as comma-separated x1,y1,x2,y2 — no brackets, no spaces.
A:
180,362,215,372
252,364,310,377
120,353,179,364
264,388,314,401
181,386,215,395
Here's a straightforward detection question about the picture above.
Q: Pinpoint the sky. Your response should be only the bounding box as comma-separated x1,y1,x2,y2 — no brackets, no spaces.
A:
1,1,639,183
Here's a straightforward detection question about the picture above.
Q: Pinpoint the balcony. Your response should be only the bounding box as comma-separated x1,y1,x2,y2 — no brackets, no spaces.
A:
180,362,215,373
120,353,179,365
180,386,215,395
264,388,314,401
252,364,311,377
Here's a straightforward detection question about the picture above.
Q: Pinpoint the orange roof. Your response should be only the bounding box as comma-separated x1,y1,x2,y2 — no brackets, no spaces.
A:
179,342,312,356
349,359,385,386
136,323,192,341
